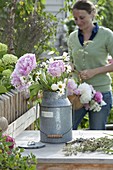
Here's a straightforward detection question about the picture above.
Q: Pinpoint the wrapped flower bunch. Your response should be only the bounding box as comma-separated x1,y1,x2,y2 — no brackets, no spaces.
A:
67,78,106,112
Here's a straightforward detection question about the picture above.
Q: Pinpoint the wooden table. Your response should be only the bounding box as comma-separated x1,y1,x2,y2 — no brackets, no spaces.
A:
15,130,113,170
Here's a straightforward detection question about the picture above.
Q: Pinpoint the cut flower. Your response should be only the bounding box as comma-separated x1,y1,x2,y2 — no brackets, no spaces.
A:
67,79,106,112
11,52,72,97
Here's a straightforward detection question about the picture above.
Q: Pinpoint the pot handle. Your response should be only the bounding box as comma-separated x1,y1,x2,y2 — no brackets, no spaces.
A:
47,134,63,138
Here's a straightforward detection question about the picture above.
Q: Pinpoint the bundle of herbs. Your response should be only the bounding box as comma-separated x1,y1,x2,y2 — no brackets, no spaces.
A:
63,135,113,156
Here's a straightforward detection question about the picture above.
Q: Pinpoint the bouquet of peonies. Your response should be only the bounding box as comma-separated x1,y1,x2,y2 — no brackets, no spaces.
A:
10,52,106,111
67,78,106,112
11,52,72,98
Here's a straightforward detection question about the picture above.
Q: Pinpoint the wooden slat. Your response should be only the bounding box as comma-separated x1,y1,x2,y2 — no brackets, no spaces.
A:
8,91,15,122
10,89,19,119
2,94,10,123
18,91,22,116
21,91,28,115
21,91,24,115
0,100,4,117
6,92,15,123
0,95,8,121
5,92,12,123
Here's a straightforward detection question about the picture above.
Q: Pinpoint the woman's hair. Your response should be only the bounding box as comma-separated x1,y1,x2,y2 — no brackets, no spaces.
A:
73,0,96,14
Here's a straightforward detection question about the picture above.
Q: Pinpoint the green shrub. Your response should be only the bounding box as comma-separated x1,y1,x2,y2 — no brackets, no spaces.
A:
0,42,18,93
0,131,37,170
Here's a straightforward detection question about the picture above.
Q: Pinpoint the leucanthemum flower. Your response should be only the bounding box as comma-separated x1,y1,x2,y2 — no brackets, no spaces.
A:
62,52,70,62
65,64,72,73
40,61,48,69
57,81,66,91
35,71,41,81
58,89,65,96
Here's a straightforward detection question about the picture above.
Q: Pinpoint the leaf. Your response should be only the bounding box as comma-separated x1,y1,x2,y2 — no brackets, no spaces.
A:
29,83,39,90
29,84,42,99
0,66,4,72
41,0,46,5
0,85,7,94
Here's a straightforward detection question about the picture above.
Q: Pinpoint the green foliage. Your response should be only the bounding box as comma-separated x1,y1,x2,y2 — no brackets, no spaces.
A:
0,131,37,170
0,42,18,93
64,19,76,35
96,0,113,30
0,0,58,57
79,113,89,129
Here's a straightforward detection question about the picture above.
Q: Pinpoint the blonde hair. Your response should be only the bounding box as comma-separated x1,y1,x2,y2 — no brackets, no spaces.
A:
0,117,8,132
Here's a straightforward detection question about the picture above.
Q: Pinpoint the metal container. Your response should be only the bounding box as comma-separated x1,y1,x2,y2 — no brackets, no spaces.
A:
40,91,72,143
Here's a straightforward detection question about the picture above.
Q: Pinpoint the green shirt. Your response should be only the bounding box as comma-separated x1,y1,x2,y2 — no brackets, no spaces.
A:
68,26,113,92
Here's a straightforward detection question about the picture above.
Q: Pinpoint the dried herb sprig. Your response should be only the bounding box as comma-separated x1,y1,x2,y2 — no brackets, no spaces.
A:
62,136,113,156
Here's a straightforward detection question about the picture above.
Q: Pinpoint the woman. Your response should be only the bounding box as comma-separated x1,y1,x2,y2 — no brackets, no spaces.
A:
68,0,113,130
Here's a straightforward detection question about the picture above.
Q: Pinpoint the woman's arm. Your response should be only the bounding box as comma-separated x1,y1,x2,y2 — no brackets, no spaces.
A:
79,63,113,80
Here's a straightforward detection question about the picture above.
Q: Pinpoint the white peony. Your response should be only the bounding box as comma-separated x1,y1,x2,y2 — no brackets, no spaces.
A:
80,92,92,104
78,82,92,95
78,82,92,104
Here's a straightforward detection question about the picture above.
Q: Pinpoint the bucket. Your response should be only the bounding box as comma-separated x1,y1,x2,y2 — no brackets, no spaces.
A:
40,91,72,143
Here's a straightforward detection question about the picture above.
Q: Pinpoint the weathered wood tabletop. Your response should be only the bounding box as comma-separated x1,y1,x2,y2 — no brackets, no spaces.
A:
15,130,113,170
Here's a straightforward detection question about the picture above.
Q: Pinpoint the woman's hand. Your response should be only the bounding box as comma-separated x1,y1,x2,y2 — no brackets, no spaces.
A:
79,62,113,80
79,69,96,80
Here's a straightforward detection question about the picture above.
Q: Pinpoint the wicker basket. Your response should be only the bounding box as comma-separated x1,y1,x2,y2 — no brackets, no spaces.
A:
68,94,83,110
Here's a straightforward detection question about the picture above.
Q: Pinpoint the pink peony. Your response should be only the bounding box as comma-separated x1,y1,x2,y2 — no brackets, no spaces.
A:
3,135,15,149
48,60,65,77
11,71,21,86
73,89,81,95
15,53,36,76
11,70,30,91
67,79,77,95
94,91,103,103
11,53,36,91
